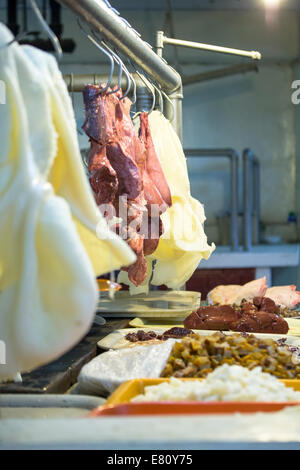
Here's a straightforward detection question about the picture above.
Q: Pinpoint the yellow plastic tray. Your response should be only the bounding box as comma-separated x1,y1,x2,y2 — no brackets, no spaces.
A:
106,377,300,405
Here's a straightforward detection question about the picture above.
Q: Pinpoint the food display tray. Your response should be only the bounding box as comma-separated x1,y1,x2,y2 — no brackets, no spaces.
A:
96,290,201,318
89,401,300,417
97,326,300,351
89,377,300,417
104,377,300,406
89,378,300,418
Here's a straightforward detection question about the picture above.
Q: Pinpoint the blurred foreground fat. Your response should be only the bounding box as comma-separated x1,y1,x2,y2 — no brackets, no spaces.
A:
0,23,135,380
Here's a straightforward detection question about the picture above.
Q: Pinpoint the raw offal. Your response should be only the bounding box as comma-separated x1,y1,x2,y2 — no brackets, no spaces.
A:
183,299,289,334
82,86,172,286
208,277,300,310
265,286,300,309
207,277,268,306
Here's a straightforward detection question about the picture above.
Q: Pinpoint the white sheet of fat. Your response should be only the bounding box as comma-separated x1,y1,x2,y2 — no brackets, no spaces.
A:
148,111,215,288
21,44,136,273
120,111,215,293
0,23,135,380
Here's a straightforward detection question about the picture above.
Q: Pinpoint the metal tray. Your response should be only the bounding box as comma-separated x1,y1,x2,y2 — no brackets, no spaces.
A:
0,394,105,419
97,290,201,318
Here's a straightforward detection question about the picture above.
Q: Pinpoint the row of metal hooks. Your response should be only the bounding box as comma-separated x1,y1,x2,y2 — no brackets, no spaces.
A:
0,0,63,60
76,17,166,120
0,0,174,120
76,17,176,121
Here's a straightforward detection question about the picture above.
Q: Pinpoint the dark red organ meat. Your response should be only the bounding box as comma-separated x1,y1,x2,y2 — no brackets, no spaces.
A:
139,112,172,211
184,299,289,335
253,296,280,314
125,327,193,343
88,140,118,206
82,84,172,286
184,305,239,331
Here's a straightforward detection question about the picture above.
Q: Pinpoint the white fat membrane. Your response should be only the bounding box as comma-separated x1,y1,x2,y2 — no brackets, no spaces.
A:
119,110,215,294
0,24,135,380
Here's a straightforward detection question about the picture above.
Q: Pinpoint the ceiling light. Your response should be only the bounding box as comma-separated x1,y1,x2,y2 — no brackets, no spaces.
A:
263,0,280,7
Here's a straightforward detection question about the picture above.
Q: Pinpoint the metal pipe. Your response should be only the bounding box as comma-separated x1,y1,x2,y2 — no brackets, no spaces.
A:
136,86,153,113
243,149,261,250
182,63,259,87
63,73,132,92
253,157,260,245
63,72,183,139
56,0,182,94
243,149,254,251
63,73,155,112
50,0,63,38
7,0,19,36
184,148,239,251
158,32,262,61
163,84,183,142
63,72,150,103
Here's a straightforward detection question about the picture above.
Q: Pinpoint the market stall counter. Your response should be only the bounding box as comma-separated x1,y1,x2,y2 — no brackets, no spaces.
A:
0,319,129,395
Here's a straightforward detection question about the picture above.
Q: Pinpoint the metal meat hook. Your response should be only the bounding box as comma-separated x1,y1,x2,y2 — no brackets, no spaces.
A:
0,0,63,62
77,18,114,93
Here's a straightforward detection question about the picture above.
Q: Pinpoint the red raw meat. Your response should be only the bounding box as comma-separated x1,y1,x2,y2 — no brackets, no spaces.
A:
139,112,172,209
82,85,172,286
88,140,118,206
82,84,115,144
183,300,289,335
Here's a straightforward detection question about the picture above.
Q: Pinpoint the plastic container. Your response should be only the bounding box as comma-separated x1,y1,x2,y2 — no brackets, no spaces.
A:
88,377,300,417
89,401,300,417
105,377,300,405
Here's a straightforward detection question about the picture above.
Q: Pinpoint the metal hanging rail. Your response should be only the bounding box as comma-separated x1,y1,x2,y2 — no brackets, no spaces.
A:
156,31,262,61
56,0,182,94
64,73,129,93
56,1,261,141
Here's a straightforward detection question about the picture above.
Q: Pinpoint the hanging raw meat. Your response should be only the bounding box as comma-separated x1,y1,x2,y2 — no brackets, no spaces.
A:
139,112,172,210
82,84,141,203
0,24,136,381
82,84,172,286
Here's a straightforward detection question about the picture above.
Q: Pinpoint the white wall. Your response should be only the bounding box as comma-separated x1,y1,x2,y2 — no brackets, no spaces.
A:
183,63,296,244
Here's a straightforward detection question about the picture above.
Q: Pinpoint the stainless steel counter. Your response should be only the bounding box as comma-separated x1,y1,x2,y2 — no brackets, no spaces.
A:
1,409,300,449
